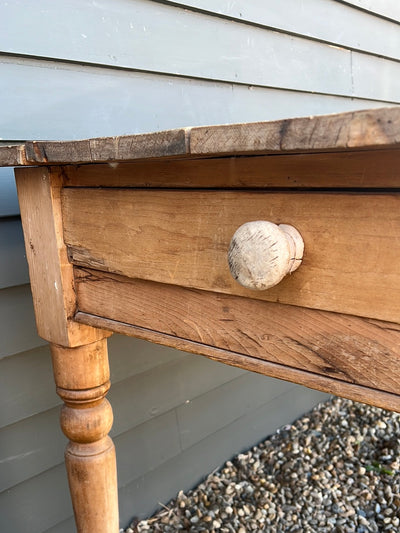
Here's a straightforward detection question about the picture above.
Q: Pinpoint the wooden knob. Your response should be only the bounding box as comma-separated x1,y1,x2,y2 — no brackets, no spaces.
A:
228,221,304,290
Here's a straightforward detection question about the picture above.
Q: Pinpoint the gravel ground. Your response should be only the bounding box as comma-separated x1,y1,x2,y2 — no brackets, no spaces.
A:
124,397,400,533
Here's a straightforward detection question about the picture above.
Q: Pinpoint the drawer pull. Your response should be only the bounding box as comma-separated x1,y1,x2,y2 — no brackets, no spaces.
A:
228,221,304,290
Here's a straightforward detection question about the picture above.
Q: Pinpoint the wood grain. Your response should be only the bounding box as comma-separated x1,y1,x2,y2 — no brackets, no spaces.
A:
51,339,119,533
0,144,26,166
63,189,400,323
15,167,110,347
62,149,400,189
190,107,400,156
76,312,400,414
74,268,400,411
1,108,399,166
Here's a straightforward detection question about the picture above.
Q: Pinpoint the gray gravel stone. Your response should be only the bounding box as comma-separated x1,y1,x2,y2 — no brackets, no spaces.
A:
126,397,400,532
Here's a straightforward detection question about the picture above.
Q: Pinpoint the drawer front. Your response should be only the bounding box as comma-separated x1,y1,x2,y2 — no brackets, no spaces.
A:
62,189,400,323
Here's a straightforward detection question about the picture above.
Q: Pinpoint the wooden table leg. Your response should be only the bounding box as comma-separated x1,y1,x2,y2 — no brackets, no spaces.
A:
51,338,119,533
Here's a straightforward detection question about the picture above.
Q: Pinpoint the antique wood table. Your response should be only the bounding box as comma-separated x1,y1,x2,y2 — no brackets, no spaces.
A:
1,107,400,532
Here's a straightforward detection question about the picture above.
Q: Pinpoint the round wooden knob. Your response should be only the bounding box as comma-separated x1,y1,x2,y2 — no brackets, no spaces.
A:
228,221,304,290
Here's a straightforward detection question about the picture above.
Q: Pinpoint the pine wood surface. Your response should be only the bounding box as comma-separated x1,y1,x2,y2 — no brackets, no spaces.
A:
51,340,119,533
74,268,400,397
0,144,25,166
15,167,110,347
6,107,400,533
0,107,399,167
62,149,400,189
190,107,400,157
75,311,400,414
63,188,400,323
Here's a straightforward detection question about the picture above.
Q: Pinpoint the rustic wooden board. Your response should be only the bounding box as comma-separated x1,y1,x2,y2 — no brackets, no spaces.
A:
15,168,109,347
190,107,400,156
1,107,399,167
74,268,400,412
63,149,400,189
24,128,189,166
0,144,25,167
63,189,400,323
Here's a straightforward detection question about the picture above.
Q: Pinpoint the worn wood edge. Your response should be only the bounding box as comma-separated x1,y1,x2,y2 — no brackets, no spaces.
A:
74,311,400,413
14,167,110,347
23,128,190,166
190,107,400,156
0,144,27,166
62,149,400,189
1,107,399,167
73,268,400,394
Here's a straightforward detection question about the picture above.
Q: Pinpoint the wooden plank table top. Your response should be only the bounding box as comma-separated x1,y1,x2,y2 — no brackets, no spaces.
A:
1,106,400,533
1,106,400,167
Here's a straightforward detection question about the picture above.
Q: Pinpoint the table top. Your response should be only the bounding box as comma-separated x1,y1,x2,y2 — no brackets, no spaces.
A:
1,107,399,167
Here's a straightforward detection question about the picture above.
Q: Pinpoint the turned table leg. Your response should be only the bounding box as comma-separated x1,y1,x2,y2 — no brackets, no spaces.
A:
51,339,119,533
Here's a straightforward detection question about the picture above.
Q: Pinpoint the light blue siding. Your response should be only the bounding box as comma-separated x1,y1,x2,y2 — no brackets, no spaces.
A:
0,218,28,287
339,0,400,22
0,57,394,141
165,0,400,59
0,167,19,216
1,1,400,101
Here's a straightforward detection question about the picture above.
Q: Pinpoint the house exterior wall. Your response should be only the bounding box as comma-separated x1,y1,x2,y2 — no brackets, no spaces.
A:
0,2,399,531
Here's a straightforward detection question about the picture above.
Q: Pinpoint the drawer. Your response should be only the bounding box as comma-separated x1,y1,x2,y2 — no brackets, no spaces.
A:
63,188,400,323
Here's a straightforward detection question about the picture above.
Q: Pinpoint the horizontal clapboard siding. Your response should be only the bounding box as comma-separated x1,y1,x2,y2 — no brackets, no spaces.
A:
0,376,327,533
162,0,400,59
118,385,327,521
0,336,186,430
0,285,47,358
1,1,398,531
0,57,394,141
0,350,244,493
1,1,400,101
339,0,400,22
0,168,20,217
0,217,28,287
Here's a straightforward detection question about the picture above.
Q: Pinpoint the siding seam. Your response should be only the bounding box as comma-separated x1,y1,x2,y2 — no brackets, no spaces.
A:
334,0,400,24
148,0,400,61
1,52,399,105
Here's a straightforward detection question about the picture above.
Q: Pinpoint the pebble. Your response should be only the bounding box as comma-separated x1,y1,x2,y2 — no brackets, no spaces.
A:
126,397,400,532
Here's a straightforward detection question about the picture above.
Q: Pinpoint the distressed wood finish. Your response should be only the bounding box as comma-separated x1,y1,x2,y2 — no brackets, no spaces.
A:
15,166,117,533
15,167,110,347
75,311,400,414
62,189,400,323
5,108,400,531
227,221,304,290
0,144,25,167
74,268,400,401
1,107,399,167
51,339,119,533
190,107,400,156
62,149,400,189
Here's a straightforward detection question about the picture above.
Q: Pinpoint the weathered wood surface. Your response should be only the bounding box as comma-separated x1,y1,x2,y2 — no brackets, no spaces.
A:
1,108,399,167
63,149,400,189
63,189,400,323
190,107,400,156
227,221,304,290
51,339,119,533
15,167,110,347
74,268,400,412
0,145,25,167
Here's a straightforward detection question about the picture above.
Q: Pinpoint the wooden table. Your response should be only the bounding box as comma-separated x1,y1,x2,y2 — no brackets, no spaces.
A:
2,107,400,532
